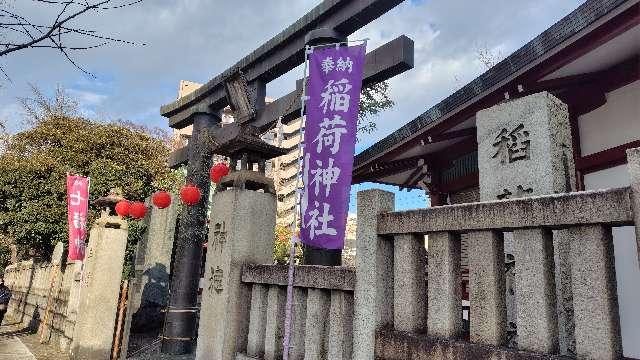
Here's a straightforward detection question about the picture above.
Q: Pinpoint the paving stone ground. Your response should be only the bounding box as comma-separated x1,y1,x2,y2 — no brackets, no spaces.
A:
0,316,197,360
0,317,69,360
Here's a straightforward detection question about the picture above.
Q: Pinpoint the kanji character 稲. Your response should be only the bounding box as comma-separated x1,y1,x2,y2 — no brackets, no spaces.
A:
492,124,530,164
319,79,352,114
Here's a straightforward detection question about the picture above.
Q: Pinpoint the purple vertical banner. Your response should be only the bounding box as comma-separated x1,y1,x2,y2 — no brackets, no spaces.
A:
301,44,366,250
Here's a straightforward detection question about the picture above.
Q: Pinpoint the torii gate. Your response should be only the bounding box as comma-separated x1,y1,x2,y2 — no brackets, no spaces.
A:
160,0,414,354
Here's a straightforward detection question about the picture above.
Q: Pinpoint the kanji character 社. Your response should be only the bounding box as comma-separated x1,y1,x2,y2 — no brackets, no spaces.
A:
306,201,337,240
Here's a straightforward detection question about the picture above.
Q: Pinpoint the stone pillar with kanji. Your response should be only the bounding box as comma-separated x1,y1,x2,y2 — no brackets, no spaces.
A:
476,91,577,353
195,129,285,360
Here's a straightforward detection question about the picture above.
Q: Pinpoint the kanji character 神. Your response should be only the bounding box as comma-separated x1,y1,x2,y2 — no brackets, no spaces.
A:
306,201,337,240
319,79,352,114
312,114,348,154
310,158,341,197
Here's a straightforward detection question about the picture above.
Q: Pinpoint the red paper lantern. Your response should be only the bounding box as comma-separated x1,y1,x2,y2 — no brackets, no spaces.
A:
210,163,230,183
115,200,130,218
152,191,172,209
129,202,148,219
180,184,201,206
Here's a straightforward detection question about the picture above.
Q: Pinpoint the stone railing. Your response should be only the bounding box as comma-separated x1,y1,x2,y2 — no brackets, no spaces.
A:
357,186,636,360
237,264,355,360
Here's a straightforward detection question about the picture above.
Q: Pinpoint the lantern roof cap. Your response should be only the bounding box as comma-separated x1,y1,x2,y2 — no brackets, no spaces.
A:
211,125,287,161
94,188,125,209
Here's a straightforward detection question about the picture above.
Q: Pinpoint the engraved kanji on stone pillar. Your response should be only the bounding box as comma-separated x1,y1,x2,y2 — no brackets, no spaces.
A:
477,92,575,200
477,91,576,353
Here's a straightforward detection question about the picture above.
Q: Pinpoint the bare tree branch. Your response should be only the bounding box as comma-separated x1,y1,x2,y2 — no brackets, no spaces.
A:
0,41,107,49
0,0,143,78
0,0,111,57
32,0,143,10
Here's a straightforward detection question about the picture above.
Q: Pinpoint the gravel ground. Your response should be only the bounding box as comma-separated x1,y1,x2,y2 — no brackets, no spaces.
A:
127,340,195,360
125,330,196,360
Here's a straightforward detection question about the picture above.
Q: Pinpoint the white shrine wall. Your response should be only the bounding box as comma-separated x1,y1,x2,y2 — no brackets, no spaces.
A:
581,89,640,360
578,80,640,156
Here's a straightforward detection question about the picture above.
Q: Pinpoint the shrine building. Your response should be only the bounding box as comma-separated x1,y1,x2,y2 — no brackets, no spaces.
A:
353,0,639,357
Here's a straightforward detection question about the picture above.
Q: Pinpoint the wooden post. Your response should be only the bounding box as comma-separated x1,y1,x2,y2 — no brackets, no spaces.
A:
112,280,129,360
38,242,65,343
38,264,60,343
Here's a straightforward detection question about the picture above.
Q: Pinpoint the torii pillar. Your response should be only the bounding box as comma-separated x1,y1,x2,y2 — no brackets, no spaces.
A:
161,112,219,354
159,1,414,354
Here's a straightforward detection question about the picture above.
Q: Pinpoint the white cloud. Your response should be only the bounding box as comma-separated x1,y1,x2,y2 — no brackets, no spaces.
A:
67,89,107,106
0,0,585,143
0,102,25,133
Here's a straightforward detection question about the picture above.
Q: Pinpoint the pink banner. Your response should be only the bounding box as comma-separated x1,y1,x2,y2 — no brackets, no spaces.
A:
67,175,89,261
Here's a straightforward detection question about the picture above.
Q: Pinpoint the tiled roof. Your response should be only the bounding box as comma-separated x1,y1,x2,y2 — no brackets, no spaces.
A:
354,0,629,167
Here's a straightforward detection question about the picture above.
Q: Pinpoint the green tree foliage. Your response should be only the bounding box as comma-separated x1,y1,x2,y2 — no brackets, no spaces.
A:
273,225,302,265
358,81,394,139
0,88,182,266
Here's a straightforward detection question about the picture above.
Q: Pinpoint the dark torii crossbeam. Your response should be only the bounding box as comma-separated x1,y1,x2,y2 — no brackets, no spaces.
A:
159,0,414,355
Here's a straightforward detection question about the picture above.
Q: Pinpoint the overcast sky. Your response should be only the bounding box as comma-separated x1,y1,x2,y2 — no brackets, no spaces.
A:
0,0,587,208
1,0,585,143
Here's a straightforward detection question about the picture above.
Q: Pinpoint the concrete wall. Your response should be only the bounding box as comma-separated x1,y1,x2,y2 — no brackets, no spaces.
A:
3,258,83,352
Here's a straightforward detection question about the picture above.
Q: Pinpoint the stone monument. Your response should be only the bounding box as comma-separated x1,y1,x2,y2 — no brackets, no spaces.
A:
70,191,129,360
476,91,576,353
195,132,283,360
120,194,178,358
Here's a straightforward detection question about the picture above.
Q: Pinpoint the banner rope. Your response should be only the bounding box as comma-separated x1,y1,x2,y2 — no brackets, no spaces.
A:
281,44,311,360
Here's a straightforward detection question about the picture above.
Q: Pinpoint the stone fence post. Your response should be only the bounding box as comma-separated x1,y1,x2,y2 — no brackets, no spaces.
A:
476,91,574,354
120,195,178,359
627,147,640,266
352,189,395,360
70,213,128,360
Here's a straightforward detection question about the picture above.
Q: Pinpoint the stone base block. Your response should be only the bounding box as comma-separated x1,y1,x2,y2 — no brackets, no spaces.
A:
236,353,261,360
375,329,565,360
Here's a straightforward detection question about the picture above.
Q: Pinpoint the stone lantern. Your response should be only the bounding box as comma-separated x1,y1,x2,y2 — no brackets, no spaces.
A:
211,124,287,194
93,188,127,229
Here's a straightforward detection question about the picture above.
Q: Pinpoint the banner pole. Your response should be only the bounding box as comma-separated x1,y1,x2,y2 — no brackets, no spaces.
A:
282,44,311,360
